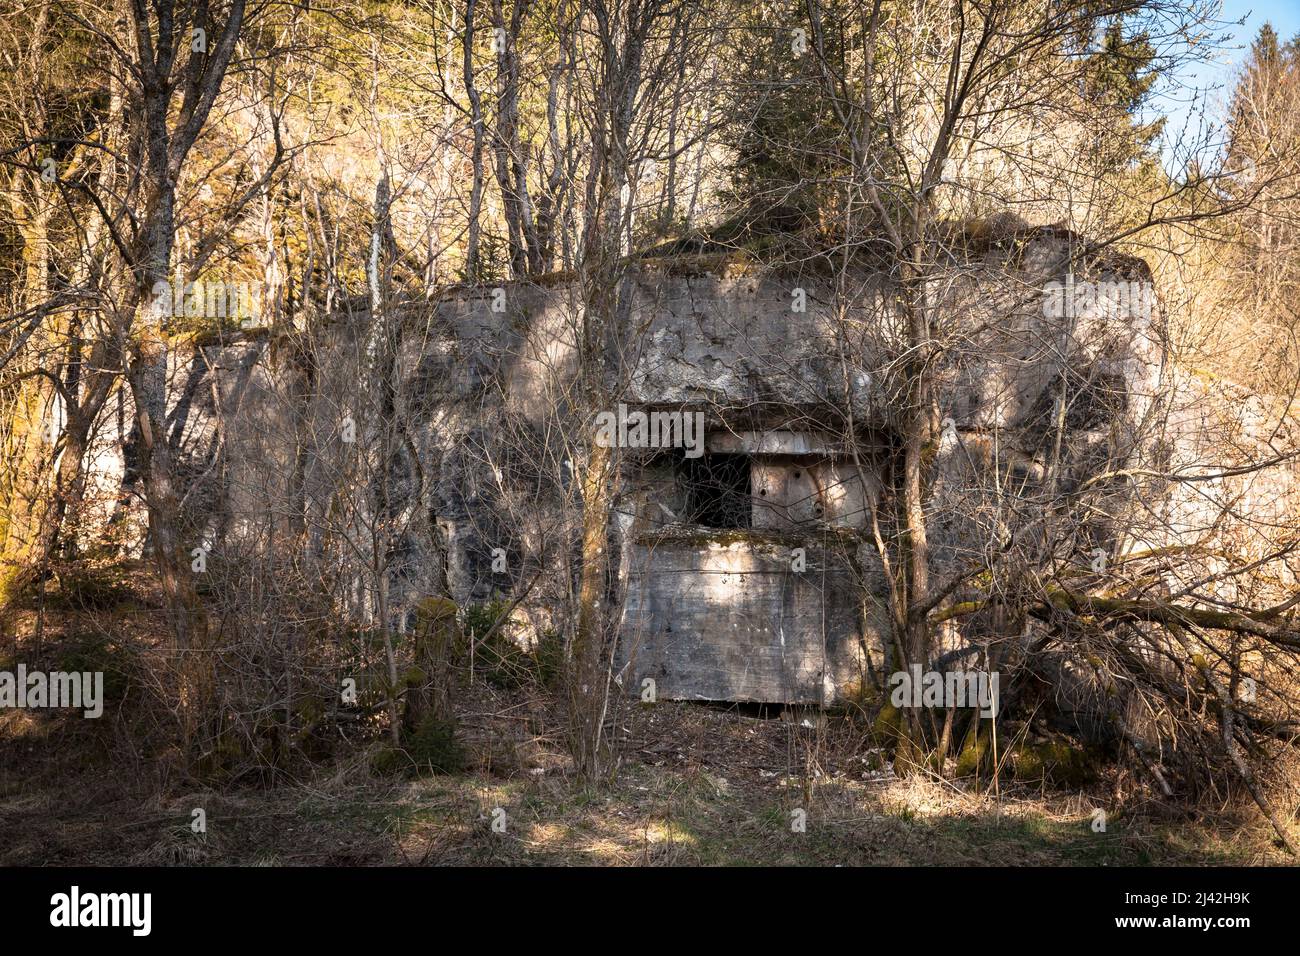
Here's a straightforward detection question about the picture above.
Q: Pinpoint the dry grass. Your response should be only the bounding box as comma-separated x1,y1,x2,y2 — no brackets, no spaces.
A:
3,572,1294,865
3,678,1294,865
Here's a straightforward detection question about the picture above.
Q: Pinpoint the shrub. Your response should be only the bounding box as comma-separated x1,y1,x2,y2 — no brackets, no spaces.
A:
462,602,562,690
373,715,465,777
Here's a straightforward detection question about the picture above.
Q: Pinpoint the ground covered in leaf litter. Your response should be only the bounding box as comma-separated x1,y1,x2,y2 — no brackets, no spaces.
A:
2,679,1290,866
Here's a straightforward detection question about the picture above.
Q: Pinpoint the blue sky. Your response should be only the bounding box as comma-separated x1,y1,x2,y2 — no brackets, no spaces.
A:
1154,0,1300,168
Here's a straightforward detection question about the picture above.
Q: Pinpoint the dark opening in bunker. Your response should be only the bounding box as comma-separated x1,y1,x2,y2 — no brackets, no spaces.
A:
680,452,751,528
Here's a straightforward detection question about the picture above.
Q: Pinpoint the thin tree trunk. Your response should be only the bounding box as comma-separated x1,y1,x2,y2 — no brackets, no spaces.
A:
463,0,486,280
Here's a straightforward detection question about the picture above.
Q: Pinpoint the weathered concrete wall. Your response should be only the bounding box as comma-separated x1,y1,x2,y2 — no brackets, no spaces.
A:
617,530,877,704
